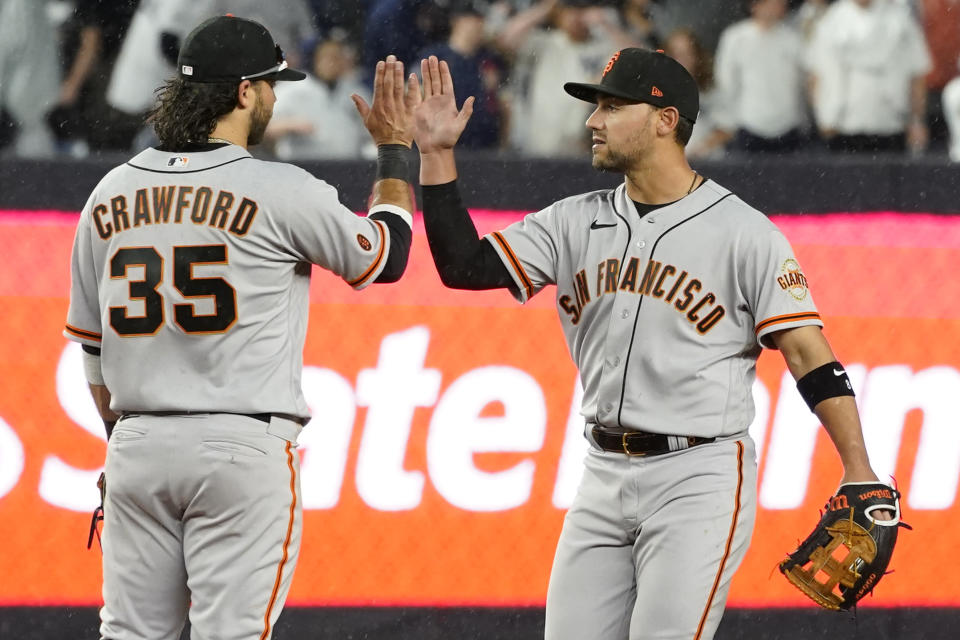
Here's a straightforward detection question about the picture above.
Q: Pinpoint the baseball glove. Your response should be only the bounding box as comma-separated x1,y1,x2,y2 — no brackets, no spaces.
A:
779,481,910,610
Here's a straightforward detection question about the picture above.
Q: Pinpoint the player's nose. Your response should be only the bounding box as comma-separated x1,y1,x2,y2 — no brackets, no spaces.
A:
586,107,603,130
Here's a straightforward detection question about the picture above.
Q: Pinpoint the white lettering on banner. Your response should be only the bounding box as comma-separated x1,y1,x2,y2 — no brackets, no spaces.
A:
860,365,960,510
299,367,357,509
552,379,587,508
0,416,25,500
428,366,546,511
44,339,960,514
40,342,105,512
354,326,439,511
760,365,868,509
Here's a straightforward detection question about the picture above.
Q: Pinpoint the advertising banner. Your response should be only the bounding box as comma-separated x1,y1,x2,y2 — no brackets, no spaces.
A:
0,210,957,607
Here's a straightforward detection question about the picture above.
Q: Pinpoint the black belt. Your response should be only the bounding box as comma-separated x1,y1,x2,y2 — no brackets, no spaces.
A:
122,411,274,424
591,425,715,457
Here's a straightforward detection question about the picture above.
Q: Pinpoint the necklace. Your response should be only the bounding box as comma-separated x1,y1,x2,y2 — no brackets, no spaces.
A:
687,171,700,194
207,137,233,145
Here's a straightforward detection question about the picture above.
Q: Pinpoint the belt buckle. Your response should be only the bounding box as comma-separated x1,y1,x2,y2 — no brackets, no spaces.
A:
622,432,646,457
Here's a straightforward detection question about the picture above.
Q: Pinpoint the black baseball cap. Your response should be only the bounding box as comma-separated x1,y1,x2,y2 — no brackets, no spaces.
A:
178,15,306,83
564,48,699,122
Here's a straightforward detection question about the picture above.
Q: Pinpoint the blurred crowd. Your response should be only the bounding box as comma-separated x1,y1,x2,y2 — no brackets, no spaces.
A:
2,0,960,161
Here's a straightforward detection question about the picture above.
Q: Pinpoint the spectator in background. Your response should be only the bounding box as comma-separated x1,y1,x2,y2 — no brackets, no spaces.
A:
420,0,505,149
918,0,960,149
942,57,960,161
307,0,367,43
105,0,315,151
48,0,140,155
708,0,809,154
645,0,746,53
265,36,372,159
497,0,621,156
363,0,448,84
102,0,205,139
617,0,663,49
0,0,60,157
662,28,727,158
792,0,832,41
806,0,932,154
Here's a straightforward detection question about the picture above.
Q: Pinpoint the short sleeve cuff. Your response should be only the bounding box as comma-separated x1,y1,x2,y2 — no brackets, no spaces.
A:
755,312,823,349
484,232,535,304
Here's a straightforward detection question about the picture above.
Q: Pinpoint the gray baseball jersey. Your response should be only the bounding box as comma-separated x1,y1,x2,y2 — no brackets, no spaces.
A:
485,178,819,640
65,144,391,419
487,179,822,438
65,143,401,639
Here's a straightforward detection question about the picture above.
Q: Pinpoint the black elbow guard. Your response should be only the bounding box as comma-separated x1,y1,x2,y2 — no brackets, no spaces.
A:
796,361,855,411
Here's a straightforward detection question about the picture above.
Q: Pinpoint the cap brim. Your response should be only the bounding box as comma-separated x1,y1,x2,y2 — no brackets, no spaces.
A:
563,81,643,104
275,68,307,81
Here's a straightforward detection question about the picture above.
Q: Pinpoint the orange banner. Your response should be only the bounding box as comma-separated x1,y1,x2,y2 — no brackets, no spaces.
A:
0,211,958,607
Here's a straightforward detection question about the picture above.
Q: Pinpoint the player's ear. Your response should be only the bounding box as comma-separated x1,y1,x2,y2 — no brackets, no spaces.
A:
237,80,256,110
657,106,680,137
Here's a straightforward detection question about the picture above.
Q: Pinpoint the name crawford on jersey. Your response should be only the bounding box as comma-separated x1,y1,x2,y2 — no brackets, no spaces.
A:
559,257,725,334
90,185,259,240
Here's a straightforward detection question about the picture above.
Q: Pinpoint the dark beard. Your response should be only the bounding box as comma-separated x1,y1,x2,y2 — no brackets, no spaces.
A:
247,98,271,146
591,147,631,173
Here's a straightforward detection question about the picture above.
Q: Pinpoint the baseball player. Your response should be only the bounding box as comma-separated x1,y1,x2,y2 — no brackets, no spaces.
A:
64,16,419,640
412,51,891,639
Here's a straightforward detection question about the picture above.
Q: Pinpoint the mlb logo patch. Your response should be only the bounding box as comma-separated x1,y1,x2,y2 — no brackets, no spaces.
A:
167,156,189,167
182,65,193,76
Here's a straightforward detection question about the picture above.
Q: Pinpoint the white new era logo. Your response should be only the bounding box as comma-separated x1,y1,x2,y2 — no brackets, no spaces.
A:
182,65,193,76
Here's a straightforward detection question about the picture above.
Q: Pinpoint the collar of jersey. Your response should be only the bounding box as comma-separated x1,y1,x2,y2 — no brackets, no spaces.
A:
611,180,729,226
127,144,252,173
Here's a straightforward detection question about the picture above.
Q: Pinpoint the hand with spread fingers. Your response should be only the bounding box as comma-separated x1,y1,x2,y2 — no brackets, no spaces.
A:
352,54,421,148
414,55,475,154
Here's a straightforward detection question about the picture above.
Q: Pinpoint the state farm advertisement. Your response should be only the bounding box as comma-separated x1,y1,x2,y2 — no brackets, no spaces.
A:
0,210,957,607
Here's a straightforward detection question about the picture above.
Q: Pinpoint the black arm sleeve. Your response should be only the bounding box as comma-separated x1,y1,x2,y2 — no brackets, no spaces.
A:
421,181,515,290
369,210,412,283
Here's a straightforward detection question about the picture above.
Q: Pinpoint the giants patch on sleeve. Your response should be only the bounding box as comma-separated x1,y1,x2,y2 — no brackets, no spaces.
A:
776,259,809,301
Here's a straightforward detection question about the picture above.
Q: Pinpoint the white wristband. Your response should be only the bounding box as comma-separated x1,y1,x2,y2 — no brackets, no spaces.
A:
82,348,105,385
368,204,413,229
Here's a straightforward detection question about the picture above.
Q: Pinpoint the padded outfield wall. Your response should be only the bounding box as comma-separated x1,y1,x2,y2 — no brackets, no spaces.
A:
1,153,959,639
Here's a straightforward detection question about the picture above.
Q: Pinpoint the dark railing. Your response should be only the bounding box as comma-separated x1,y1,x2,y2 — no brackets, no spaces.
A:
3,152,960,213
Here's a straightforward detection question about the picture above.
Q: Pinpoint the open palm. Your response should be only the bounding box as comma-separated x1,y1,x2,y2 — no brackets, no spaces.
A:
414,56,475,154
352,54,420,147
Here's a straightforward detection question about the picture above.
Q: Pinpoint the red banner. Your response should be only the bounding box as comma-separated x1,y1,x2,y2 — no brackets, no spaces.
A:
0,210,958,607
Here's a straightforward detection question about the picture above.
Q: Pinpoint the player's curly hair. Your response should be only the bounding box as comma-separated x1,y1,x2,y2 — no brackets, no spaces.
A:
147,78,239,149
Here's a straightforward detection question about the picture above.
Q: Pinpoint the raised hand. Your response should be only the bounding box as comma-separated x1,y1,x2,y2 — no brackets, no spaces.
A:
414,56,475,154
352,55,421,148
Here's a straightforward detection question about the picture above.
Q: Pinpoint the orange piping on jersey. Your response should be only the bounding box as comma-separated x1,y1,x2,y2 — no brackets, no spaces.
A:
65,324,102,342
754,311,821,334
347,219,387,288
490,232,534,299
694,440,744,640
260,441,297,640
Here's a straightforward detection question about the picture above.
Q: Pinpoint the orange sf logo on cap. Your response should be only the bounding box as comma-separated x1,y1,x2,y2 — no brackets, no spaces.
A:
602,51,621,78
651,86,663,97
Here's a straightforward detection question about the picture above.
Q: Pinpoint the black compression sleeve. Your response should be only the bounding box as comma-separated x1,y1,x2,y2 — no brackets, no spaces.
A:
369,211,412,283
421,181,515,290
